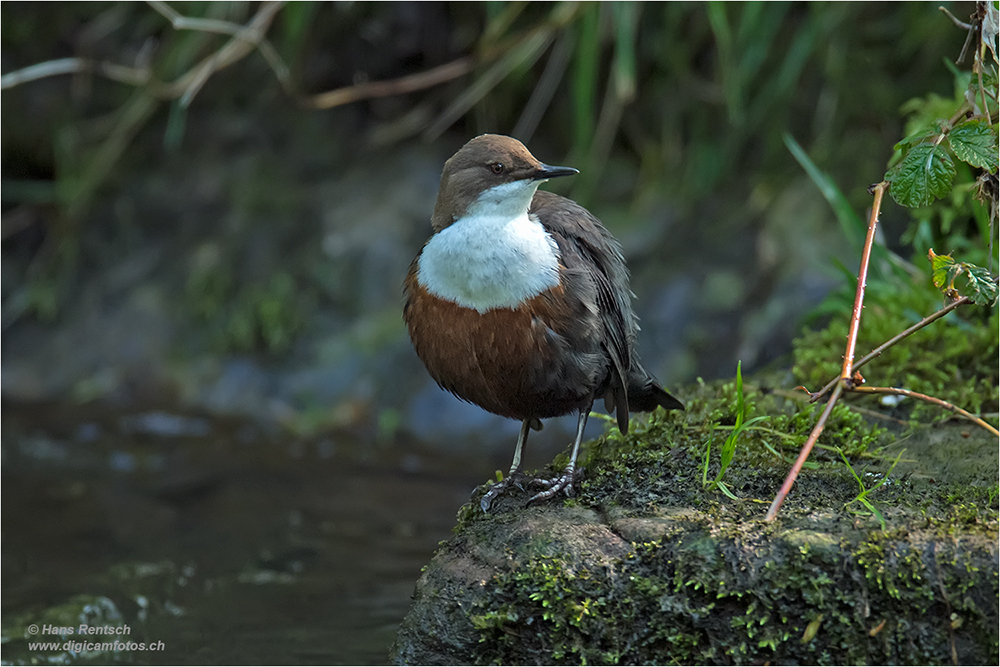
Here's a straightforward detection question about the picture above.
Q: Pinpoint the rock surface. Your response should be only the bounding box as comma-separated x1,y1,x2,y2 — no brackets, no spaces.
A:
390,383,999,665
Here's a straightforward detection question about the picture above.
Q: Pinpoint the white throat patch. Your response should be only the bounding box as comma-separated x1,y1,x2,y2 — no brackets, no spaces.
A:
417,180,561,313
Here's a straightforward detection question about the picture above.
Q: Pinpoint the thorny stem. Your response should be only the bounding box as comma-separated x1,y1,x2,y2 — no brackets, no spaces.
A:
765,383,844,521
851,386,999,437
807,296,972,403
840,182,886,385
771,166,996,519
766,182,885,522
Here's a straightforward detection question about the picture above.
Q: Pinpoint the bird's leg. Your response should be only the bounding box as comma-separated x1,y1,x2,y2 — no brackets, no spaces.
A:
528,399,592,505
506,418,533,477
480,419,534,511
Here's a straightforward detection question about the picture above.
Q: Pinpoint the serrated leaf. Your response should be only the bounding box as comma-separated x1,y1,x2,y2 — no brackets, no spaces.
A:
885,142,956,208
964,264,999,306
948,119,999,172
927,249,999,305
893,131,936,153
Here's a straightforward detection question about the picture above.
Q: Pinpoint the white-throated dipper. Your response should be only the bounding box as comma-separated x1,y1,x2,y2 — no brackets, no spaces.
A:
404,134,683,510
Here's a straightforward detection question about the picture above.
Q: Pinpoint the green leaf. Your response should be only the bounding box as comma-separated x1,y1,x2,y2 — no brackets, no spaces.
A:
885,142,957,208
715,480,740,501
899,92,957,141
701,435,712,487
801,615,823,644
928,249,999,306
719,361,744,473
893,130,937,154
948,119,1000,172
858,497,886,531
961,264,999,306
928,248,961,291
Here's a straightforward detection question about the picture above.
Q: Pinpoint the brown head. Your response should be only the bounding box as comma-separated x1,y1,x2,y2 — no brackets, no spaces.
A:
431,134,578,231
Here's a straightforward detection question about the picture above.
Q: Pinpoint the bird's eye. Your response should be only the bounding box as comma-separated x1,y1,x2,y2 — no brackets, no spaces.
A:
489,162,504,175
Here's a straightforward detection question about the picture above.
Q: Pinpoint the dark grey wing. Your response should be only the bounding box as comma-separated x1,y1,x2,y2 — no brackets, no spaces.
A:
587,256,632,433
530,191,635,433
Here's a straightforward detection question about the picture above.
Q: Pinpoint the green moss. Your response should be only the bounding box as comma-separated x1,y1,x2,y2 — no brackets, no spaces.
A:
468,522,997,665
564,378,891,517
793,282,999,426
446,377,998,665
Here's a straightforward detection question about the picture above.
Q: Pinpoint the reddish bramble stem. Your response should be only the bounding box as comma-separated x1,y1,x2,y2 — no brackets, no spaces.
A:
765,384,843,521
840,183,886,384
766,182,886,522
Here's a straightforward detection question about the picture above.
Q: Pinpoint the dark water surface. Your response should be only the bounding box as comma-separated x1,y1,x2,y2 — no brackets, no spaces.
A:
2,402,493,665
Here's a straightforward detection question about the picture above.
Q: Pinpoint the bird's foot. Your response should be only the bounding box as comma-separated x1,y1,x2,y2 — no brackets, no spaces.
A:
479,472,528,512
526,466,585,506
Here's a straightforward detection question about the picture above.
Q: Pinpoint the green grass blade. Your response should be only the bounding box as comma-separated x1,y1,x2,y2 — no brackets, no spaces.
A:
837,448,866,493
716,480,740,501
783,132,867,251
611,2,638,102
702,434,713,487
707,1,739,124
425,28,554,139
572,4,601,156
859,497,886,530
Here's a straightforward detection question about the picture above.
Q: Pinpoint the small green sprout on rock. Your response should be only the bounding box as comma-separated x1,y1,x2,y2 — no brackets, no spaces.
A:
702,361,767,500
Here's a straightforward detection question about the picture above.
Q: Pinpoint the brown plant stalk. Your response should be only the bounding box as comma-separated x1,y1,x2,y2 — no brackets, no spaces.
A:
840,183,887,383
302,58,475,110
806,295,972,403
764,383,845,521
767,177,997,520
765,182,887,521
851,386,999,436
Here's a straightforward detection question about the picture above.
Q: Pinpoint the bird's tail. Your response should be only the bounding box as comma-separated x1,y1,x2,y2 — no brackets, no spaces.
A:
627,372,684,413
605,368,683,435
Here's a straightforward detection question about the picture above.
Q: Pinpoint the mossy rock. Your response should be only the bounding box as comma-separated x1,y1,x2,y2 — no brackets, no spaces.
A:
390,380,999,665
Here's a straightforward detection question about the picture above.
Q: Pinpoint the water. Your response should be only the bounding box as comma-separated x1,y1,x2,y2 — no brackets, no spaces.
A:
1,402,493,665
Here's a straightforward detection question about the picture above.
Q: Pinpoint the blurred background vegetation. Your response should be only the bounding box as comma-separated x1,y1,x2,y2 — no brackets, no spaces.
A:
2,5,996,663
1,1,995,436
3,2,972,221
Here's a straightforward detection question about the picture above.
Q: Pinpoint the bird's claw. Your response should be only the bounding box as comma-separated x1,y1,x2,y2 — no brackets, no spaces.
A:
480,468,584,511
479,480,505,512
526,466,585,506
479,472,527,512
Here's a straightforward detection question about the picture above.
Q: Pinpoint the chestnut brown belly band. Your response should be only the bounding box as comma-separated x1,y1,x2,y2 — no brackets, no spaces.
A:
404,277,606,421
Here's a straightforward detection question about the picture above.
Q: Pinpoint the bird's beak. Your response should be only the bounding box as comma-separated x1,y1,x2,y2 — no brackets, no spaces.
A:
534,163,579,181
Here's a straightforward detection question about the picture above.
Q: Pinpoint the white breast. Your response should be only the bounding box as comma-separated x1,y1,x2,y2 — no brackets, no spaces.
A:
417,181,561,313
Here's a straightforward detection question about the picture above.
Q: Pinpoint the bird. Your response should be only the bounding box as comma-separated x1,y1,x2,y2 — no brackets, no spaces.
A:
403,134,683,511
